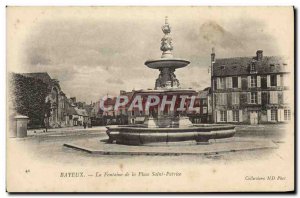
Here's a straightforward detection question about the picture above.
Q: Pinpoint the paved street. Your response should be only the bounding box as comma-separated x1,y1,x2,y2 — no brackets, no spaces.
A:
9,124,289,166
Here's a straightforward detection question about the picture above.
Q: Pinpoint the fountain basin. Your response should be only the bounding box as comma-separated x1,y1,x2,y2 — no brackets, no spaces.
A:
145,58,190,69
106,124,236,145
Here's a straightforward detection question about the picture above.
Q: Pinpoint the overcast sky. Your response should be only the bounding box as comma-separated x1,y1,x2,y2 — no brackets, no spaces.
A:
8,7,293,103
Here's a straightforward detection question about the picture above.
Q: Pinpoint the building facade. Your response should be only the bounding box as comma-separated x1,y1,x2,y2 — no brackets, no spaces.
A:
211,50,292,124
19,72,91,128
197,87,212,123
124,89,199,126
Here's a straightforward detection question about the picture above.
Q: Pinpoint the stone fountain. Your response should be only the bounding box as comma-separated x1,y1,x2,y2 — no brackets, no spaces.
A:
106,17,235,145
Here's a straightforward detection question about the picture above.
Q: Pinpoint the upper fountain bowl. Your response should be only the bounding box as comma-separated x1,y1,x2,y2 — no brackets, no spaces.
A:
145,58,190,69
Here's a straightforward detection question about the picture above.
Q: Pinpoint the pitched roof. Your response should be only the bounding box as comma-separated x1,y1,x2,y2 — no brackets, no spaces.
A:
213,56,289,77
198,90,209,99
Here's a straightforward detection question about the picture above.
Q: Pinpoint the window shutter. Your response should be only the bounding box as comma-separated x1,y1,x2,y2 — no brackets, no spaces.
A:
270,91,274,104
232,93,235,105
238,77,241,88
247,92,251,104
229,77,233,88
224,93,227,105
216,111,220,122
277,75,281,87
239,110,243,122
248,76,251,88
227,110,233,122
220,93,223,105
217,78,220,89
219,93,224,105
267,75,271,87
274,91,278,104
283,91,290,104
232,92,240,105
225,77,229,89
267,109,271,122
281,109,285,121
257,76,261,87
277,109,282,122
257,91,262,104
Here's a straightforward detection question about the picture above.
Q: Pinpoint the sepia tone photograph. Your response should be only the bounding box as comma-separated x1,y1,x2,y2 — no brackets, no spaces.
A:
6,6,294,192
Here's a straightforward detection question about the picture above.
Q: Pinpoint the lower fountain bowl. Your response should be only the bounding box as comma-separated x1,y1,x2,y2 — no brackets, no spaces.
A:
106,124,236,145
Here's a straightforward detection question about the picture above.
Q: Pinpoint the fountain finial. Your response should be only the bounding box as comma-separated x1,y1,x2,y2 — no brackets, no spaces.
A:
160,16,173,58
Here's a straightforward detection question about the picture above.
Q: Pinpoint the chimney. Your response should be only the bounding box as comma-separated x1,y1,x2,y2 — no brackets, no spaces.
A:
211,47,216,63
256,50,263,61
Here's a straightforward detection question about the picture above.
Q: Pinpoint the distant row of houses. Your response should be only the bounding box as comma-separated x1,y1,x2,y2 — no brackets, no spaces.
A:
90,88,211,126
12,72,92,128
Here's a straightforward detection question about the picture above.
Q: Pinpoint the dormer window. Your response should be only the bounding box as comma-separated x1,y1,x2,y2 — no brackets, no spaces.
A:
250,64,256,72
250,61,257,73
220,65,225,70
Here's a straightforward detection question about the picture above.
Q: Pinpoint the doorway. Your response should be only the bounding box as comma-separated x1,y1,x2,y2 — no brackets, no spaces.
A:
250,111,258,125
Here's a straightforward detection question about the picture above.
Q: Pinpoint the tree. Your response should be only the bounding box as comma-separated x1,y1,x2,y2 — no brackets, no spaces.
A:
11,74,51,128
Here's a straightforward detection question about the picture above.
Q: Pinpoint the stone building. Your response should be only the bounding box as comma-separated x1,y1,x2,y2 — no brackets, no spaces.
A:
20,72,67,127
211,50,292,124
20,72,90,128
197,87,212,123
125,89,198,126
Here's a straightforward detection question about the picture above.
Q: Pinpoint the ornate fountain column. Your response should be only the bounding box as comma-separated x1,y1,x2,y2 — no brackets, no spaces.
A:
160,16,173,59
145,17,190,90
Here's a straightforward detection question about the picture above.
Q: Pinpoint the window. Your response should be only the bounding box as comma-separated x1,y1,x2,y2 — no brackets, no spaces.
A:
217,93,227,105
221,65,225,70
250,92,257,104
284,109,291,121
251,76,257,87
220,78,225,89
226,77,233,88
232,92,240,105
216,77,226,89
270,74,277,86
220,111,227,122
271,110,277,121
203,107,207,114
232,77,238,88
202,99,207,105
269,91,278,104
232,110,239,122
250,63,256,72
131,111,134,116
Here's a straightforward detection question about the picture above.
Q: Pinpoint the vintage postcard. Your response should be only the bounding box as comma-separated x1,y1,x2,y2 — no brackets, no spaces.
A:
6,6,294,192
